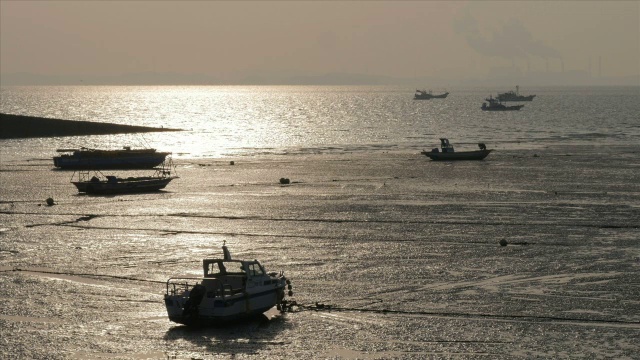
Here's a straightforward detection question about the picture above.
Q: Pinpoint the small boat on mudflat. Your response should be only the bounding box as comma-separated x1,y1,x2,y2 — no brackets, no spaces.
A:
414,89,449,100
53,146,170,169
164,243,292,326
421,138,492,161
71,159,177,194
481,96,524,111
72,174,176,194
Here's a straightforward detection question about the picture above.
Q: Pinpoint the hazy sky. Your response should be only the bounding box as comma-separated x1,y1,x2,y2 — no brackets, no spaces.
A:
1,1,638,84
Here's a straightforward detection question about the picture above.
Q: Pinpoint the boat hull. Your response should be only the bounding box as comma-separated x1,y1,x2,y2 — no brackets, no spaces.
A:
164,285,285,326
73,177,175,194
481,105,523,111
414,92,449,100
421,149,492,161
497,95,536,102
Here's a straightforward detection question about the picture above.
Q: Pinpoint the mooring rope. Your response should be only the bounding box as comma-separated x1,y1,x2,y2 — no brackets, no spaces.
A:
285,301,640,325
4,267,165,284
4,268,638,326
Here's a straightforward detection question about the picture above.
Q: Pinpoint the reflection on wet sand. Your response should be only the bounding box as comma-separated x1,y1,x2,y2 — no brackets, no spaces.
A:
164,310,289,357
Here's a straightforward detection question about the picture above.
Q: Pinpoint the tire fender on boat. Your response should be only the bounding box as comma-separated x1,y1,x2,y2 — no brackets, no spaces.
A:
182,284,206,318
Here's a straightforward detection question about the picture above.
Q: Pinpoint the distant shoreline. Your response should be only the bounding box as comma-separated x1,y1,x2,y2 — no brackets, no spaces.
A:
0,113,182,139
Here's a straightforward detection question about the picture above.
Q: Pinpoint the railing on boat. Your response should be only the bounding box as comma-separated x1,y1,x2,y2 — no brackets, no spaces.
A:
166,277,200,296
166,277,241,298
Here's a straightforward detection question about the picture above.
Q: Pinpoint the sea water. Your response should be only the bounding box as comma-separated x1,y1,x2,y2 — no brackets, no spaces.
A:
1,85,639,160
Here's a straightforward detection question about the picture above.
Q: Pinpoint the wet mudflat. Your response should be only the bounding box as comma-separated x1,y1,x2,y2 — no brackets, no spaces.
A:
1,145,639,359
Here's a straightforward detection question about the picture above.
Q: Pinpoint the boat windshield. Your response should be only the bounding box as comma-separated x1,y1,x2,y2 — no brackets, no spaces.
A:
204,260,246,277
246,262,265,277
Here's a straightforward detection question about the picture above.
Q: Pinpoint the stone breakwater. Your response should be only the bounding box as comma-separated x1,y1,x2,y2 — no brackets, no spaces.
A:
0,113,181,139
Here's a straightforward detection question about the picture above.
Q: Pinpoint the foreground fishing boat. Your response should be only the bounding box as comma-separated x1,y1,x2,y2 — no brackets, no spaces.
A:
421,138,492,161
53,146,170,169
164,244,292,326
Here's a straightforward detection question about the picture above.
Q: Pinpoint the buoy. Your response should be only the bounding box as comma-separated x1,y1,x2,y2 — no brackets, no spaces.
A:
499,239,508,247
45,198,55,206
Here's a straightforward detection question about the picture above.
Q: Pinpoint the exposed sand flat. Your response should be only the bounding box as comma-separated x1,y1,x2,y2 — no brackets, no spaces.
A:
0,146,639,359
0,113,181,139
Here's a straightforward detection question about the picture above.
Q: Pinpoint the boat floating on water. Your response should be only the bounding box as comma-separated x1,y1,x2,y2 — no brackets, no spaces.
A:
164,243,292,326
496,86,535,102
53,146,170,170
414,89,449,100
481,96,524,111
421,138,492,161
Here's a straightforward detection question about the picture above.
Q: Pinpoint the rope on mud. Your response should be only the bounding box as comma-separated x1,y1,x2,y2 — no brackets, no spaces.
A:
4,268,639,327
283,301,640,326
4,267,166,284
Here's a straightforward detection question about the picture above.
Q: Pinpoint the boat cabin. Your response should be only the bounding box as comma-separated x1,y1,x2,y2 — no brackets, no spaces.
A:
199,256,270,297
201,245,258,277
437,138,454,153
201,246,277,297
202,259,266,278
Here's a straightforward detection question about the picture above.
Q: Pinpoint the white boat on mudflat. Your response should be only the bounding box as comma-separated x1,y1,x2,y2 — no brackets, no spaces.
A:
164,244,292,326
